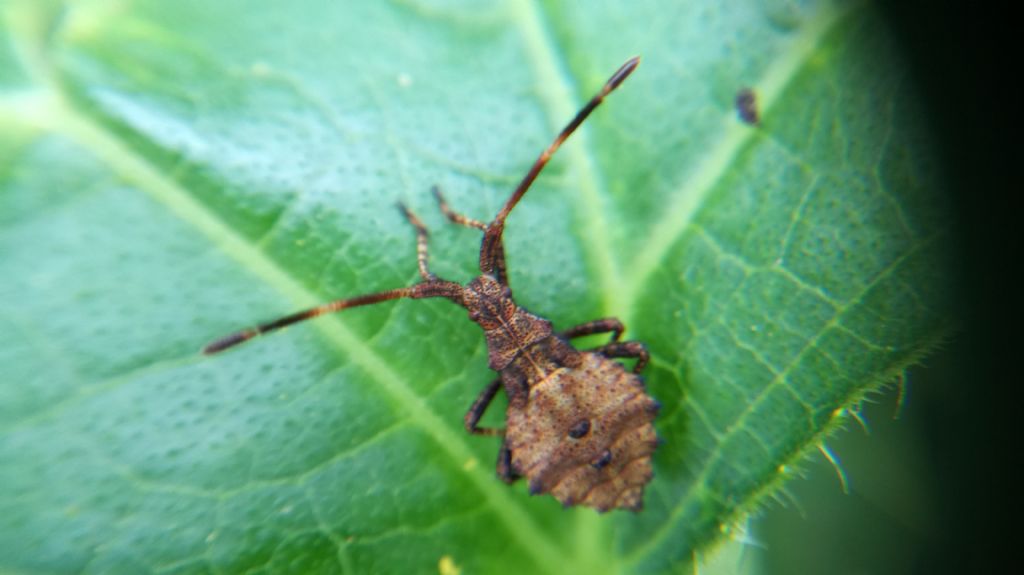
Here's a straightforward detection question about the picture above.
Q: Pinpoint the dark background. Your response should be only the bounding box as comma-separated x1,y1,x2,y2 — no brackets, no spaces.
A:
875,2,1011,573
761,2,1011,574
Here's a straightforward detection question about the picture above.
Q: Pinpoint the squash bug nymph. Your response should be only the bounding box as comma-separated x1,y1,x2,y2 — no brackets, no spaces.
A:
205,57,659,512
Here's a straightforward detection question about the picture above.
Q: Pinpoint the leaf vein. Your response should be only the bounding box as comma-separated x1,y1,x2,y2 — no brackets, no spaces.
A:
625,229,941,565
621,0,863,322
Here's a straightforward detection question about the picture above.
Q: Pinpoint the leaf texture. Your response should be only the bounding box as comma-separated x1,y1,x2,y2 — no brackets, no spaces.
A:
0,0,952,573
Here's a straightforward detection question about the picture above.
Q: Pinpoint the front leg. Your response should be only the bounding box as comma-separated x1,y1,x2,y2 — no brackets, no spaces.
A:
465,378,521,483
464,378,504,436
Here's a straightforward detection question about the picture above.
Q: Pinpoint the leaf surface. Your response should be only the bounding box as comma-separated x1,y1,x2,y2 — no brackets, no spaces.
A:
0,0,951,573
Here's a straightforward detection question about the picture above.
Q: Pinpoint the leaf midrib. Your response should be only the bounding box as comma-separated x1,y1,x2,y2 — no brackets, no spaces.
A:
623,230,944,566
510,0,620,567
512,0,624,323
506,1,864,567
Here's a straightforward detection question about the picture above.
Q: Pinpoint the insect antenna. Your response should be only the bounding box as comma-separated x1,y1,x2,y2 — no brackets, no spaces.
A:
479,56,640,276
203,280,464,354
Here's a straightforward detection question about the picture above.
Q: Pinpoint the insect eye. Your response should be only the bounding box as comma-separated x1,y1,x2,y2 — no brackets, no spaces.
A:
567,419,591,439
592,449,613,470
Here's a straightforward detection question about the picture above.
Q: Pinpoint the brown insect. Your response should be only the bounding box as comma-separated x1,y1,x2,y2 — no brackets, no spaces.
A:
204,57,659,512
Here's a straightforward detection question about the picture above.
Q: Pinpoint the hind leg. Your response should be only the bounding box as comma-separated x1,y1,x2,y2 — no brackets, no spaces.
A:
559,318,625,343
594,341,649,374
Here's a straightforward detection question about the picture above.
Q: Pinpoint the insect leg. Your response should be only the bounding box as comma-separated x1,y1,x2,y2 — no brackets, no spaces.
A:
397,203,437,281
594,341,649,374
464,378,504,436
559,318,624,343
433,186,510,286
496,440,520,483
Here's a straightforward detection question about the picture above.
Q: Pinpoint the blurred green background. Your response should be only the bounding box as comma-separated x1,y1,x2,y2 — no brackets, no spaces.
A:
756,352,961,574
0,0,1007,572
755,1,1008,574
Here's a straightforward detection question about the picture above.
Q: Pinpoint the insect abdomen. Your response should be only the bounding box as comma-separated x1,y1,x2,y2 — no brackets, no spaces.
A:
504,351,659,512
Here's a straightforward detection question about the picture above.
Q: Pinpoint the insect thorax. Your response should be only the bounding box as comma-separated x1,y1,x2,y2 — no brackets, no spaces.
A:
463,275,555,371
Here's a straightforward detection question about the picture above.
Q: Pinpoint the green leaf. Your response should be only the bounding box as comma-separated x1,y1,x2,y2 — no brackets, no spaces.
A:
0,0,952,573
